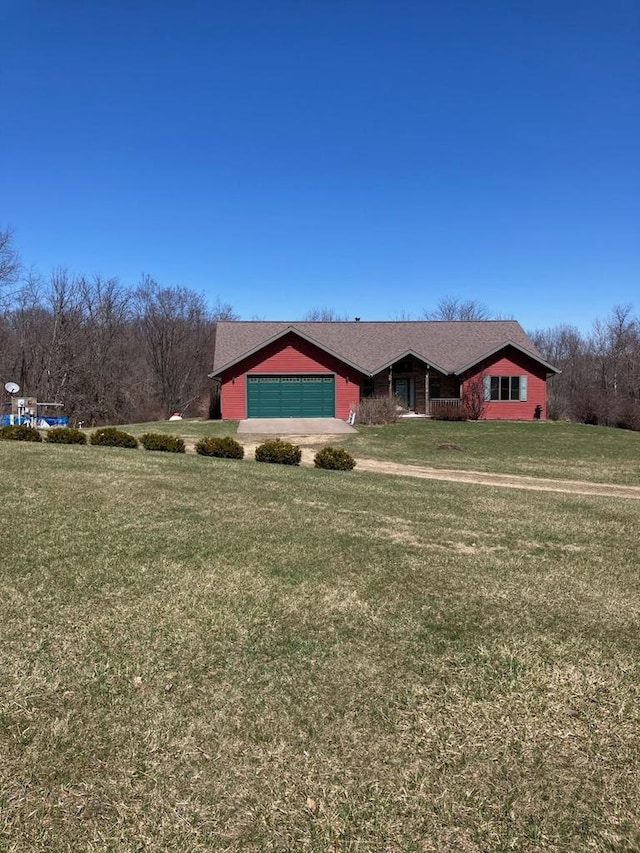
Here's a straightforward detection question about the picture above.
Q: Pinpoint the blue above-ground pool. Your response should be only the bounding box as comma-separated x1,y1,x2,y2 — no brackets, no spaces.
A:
0,415,69,427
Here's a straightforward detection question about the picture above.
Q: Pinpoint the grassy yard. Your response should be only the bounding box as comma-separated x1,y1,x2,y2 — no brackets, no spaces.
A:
340,419,640,485
1,439,639,852
124,418,640,486
125,418,239,442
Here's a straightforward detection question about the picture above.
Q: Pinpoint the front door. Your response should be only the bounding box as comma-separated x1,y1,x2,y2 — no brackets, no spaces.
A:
393,378,413,409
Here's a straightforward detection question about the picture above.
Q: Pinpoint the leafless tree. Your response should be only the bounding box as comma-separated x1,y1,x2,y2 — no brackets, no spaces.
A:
211,297,239,321
3,269,82,404
462,373,486,420
530,307,640,428
134,277,216,417
71,275,137,423
0,241,239,423
303,306,349,321
423,296,491,321
0,228,22,308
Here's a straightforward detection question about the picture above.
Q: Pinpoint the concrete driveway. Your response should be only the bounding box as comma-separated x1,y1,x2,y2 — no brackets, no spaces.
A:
237,417,356,435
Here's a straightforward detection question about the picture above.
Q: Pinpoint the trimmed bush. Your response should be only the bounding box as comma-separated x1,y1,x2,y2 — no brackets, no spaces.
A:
89,427,138,449
356,396,400,425
195,435,244,459
45,427,87,445
0,424,42,442
255,438,301,466
430,403,470,421
140,432,185,453
314,446,356,470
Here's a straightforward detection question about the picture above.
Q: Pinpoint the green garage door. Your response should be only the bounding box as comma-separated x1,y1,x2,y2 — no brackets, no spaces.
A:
247,376,335,417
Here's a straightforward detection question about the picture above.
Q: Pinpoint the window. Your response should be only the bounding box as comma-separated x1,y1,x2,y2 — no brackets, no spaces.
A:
484,375,528,401
362,378,374,398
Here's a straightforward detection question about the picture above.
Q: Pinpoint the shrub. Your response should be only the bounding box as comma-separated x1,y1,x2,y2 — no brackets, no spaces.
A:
195,435,244,459
89,427,138,448
614,399,640,432
314,446,356,470
430,403,470,421
255,438,301,466
140,432,186,453
461,375,486,421
356,396,400,425
0,424,42,442
45,427,87,445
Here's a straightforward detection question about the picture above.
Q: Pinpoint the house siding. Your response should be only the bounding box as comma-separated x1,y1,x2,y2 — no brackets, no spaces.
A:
220,332,362,419
462,348,548,420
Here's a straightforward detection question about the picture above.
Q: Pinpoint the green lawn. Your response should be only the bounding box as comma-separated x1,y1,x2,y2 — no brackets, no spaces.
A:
125,418,239,441
124,418,640,486
1,440,639,852
340,419,640,485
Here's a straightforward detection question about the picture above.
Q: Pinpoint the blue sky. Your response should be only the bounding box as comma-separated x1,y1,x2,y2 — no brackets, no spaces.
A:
3,0,639,331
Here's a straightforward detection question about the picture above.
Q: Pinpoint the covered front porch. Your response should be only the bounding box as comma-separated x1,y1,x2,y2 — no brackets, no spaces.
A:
368,354,462,415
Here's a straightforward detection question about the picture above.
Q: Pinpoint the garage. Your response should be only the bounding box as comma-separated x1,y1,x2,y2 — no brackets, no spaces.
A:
247,375,335,418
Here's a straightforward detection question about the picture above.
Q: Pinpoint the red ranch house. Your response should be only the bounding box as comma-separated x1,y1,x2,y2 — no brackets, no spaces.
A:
210,321,559,420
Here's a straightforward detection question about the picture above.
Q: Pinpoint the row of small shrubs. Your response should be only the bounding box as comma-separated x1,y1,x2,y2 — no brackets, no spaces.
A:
0,426,357,471
196,435,356,470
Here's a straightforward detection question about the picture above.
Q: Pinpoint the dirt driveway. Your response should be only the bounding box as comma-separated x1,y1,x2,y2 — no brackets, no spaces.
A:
235,434,640,500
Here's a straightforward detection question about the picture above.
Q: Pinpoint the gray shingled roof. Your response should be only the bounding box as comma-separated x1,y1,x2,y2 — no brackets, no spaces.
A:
211,320,556,377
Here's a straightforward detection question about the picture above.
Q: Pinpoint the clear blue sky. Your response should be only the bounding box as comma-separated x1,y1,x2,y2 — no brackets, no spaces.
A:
3,0,639,331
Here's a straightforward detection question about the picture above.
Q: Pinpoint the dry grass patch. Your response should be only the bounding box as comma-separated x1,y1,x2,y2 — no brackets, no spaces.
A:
1,442,639,851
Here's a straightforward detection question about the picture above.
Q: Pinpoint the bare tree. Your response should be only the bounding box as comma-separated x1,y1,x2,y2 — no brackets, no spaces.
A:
591,305,639,398
1,251,239,423
303,307,349,321
462,373,486,420
72,275,137,423
211,297,239,321
423,296,491,321
3,269,82,404
0,228,22,308
134,277,216,417
530,308,640,428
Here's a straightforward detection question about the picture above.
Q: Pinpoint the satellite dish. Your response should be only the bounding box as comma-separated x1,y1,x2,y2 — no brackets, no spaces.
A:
4,381,20,395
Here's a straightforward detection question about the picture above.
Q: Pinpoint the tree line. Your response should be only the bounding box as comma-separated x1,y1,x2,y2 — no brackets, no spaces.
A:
530,307,640,430
2,230,638,429
0,230,237,424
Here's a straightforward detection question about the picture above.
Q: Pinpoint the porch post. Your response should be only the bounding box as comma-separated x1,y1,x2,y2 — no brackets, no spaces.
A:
425,367,430,416
388,366,393,398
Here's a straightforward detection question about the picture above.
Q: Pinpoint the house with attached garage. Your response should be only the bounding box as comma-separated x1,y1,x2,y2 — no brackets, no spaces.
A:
210,320,559,421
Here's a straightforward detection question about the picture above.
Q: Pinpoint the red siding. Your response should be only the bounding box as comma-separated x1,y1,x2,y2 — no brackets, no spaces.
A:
220,335,550,421
462,348,548,420
220,332,362,419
